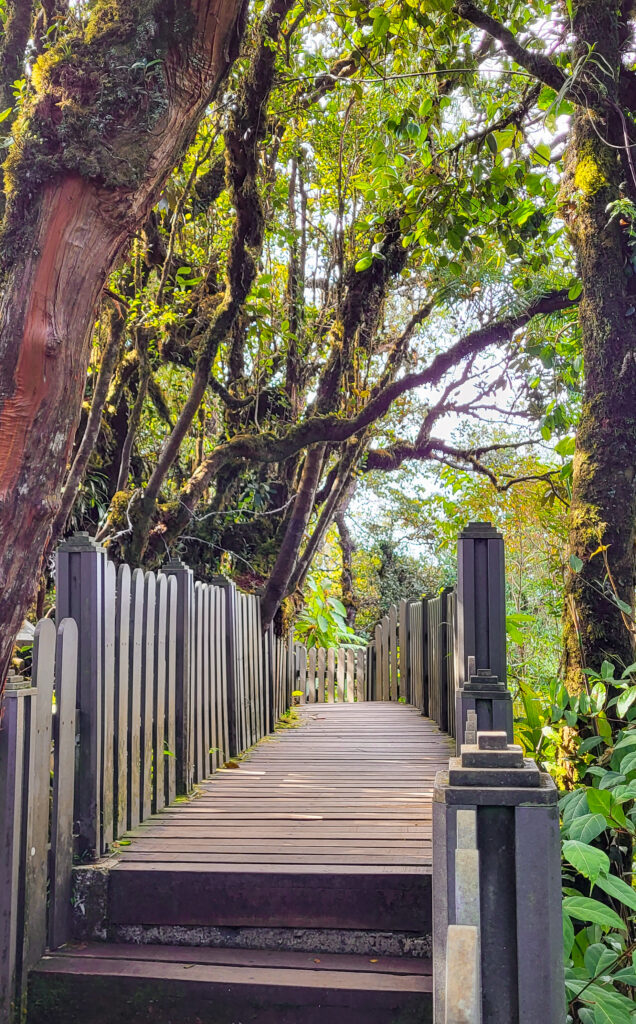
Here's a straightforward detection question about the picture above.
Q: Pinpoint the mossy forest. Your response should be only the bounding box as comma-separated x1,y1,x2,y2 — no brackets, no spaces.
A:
1,1,636,1021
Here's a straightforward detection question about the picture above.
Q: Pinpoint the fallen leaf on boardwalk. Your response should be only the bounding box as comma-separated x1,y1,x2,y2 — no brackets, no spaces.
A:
313,958,321,963
369,959,379,963
224,760,240,769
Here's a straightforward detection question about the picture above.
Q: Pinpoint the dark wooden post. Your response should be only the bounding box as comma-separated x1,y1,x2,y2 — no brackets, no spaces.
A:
457,521,506,682
433,731,564,1024
421,598,430,717
56,532,105,858
455,522,512,748
212,576,239,758
163,558,194,796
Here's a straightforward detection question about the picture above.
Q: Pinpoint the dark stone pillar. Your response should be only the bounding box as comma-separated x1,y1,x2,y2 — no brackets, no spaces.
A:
433,731,565,1024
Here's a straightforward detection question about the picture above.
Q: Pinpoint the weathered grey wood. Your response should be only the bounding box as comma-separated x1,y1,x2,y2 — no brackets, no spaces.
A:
235,594,246,750
153,574,168,812
140,573,157,821
50,619,78,950
381,617,390,702
317,647,326,703
307,648,317,703
127,568,145,830
201,585,211,777
297,644,307,705
101,560,116,851
165,578,178,805
326,648,335,703
398,599,409,703
214,579,238,758
389,605,398,701
336,648,345,703
114,565,131,838
56,533,105,858
356,648,365,702
163,558,194,795
0,673,33,1022
343,649,353,702
218,591,231,757
193,582,204,783
206,587,219,774
23,621,56,986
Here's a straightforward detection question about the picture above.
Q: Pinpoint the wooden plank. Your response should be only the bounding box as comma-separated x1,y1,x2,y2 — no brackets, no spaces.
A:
296,644,307,705
0,675,32,1021
202,585,212,777
326,649,335,703
165,578,177,806
398,599,409,703
127,568,145,831
388,605,398,702
381,618,390,702
336,649,345,703
356,648,365,702
193,582,204,782
114,565,131,838
374,626,382,700
23,620,56,982
316,648,326,703
345,649,354,703
307,648,317,703
153,575,168,812
140,573,156,822
101,559,116,851
50,618,78,949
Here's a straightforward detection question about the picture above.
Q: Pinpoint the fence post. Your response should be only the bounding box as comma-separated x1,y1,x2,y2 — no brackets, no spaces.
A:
0,672,33,1022
163,558,194,796
455,522,511,748
212,576,239,758
56,532,106,858
422,598,430,717
433,730,564,1024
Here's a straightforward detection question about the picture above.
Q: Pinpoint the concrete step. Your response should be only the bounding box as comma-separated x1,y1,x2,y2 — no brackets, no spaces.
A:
27,943,433,1024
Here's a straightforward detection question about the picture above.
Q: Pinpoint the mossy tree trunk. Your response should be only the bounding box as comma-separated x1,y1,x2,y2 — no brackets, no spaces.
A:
562,1,636,694
0,0,247,687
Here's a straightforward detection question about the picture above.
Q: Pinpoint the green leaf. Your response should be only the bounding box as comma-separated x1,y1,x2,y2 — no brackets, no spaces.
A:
593,872,636,913
570,554,583,572
618,751,636,776
562,840,609,883
354,253,373,272
485,133,497,154
568,279,583,300
0,107,11,123
617,686,636,717
579,735,605,754
586,788,612,819
563,910,575,960
562,896,626,932
566,813,607,844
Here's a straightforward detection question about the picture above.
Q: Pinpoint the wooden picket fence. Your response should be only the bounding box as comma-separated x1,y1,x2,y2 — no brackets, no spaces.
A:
0,534,294,1022
298,645,367,702
0,620,78,1021
365,588,458,736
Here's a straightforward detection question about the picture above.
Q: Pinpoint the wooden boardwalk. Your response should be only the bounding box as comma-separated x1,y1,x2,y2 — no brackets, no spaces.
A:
29,704,452,1023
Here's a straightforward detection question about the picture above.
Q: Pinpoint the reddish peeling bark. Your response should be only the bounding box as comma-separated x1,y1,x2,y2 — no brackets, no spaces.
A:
0,0,248,687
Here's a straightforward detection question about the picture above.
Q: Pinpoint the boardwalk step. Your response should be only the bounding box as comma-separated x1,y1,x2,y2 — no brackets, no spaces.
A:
108,864,432,933
27,943,433,1024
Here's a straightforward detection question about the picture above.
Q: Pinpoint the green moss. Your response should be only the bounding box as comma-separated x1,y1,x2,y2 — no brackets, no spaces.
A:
574,153,607,196
1,0,194,271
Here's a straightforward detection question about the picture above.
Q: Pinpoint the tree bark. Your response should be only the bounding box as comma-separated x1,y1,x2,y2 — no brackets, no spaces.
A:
0,0,248,686
561,2,636,693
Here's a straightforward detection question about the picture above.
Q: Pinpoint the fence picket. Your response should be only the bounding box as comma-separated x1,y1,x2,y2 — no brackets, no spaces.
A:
49,619,78,950
153,575,168,812
165,577,177,804
140,573,156,821
114,565,131,838
336,649,345,702
127,568,144,831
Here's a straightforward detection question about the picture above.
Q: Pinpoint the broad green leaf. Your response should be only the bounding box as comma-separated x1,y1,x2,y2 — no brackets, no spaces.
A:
569,554,583,572
562,896,626,933
563,910,575,960
593,872,636,913
617,686,636,717
586,788,612,818
562,840,609,883
566,814,607,844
